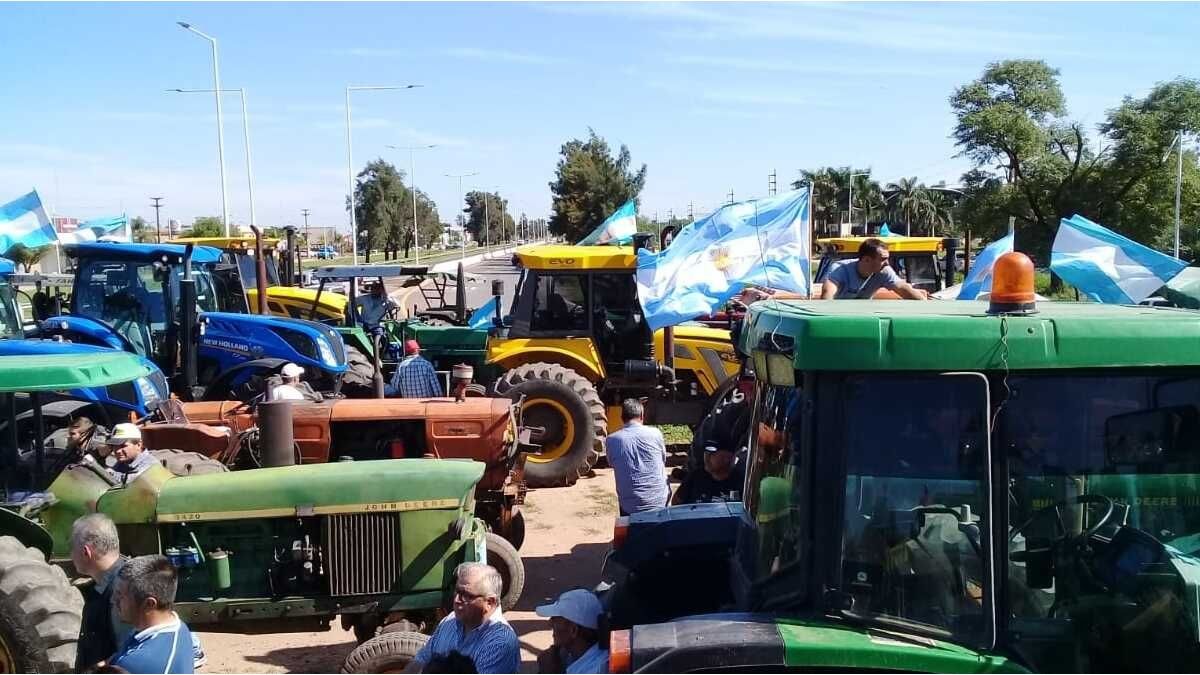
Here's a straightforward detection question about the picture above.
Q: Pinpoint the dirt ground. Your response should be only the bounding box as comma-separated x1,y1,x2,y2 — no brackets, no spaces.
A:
195,468,620,673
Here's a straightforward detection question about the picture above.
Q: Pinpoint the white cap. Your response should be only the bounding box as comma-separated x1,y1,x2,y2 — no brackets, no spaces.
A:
281,363,305,378
535,589,603,630
106,423,142,445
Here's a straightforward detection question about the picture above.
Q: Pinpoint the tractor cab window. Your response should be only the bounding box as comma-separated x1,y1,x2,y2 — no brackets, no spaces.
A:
1000,373,1200,673
0,280,20,337
894,255,940,290
838,374,990,644
745,383,806,585
74,259,169,358
231,250,281,289
591,273,650,363
530,273,588,333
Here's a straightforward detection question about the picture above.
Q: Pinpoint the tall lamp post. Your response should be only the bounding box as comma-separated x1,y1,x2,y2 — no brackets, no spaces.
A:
386,144,436,263
168,88,256,231
345,84,422,265
445,172,478,262
177,22,230,236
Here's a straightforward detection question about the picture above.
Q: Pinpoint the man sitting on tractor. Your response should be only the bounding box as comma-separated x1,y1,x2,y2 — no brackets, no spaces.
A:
357,282,397,334
820,238,929,300
106,423,155,486
672,441,745,506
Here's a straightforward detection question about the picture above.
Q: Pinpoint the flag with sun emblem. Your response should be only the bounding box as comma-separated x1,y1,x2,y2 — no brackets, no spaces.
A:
636,187,810,331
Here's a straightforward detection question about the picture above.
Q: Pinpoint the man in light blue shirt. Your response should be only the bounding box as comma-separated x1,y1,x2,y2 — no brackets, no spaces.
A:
357,283,397,333
405,563,518,673
535,589,609,673
820,238,928,300
605,399,670,516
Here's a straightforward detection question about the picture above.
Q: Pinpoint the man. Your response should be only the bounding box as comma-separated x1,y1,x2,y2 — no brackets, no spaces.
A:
271,363,307,401
605,399,670,516
106,423,155,486
820,238,929,300
67,417,102,456
405,563,518,674
357,282,396,333
387,339,443,398
672,442,745,505
72,514,132,672
535,589,608,674
110,555,195,674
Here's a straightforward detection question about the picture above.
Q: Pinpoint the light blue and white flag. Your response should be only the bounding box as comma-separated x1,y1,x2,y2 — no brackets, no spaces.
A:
636,187,810,331
0,190,56,253
1051,214,1187,304
578,200,637,246
957,232,1014,300
58,214,129,244
467,296,499,329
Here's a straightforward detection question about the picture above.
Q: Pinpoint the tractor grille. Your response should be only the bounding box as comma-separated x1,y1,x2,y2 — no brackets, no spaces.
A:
324,513,402,596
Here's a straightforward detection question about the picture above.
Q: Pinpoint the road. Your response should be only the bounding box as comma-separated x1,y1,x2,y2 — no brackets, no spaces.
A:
392,249,523,319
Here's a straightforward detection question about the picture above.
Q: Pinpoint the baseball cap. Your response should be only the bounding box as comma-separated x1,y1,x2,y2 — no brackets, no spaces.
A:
535,589,602,630
404,339,420,356
704,442,734,453
106,423,142,445
281,363,305,378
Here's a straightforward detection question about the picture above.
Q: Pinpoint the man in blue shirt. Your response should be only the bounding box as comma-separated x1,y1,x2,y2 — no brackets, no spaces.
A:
605,399,670,516
357,283,397,333
405,563,519,673
110,555,194,674
535,589,609,673
820,238,928,300
387,339,443,398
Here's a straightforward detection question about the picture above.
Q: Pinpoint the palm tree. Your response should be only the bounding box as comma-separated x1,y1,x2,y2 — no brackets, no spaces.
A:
885,177,936,235
796,167,880,236
5,244,51,272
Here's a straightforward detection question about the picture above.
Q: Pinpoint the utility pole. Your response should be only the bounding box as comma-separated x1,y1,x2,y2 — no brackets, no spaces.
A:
301,209,311,249
727,190,735,205
150,197,164,243
1175,129,1184,259
688,202,694,222
768,170,777,196
483,189,491,257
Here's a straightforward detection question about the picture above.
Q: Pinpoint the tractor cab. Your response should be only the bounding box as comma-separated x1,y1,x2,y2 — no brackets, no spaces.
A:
814,235,957,294
606,255,1200,673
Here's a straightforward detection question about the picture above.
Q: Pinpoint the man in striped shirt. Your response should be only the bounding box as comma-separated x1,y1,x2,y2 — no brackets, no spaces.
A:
110,555,194,674
405,563,519,673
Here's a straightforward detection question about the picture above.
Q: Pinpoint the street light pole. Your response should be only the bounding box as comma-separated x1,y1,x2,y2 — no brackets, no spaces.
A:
386,144,436,264
445,172,478,262
177,22,230,236
167,88,256,231
345,84,422,265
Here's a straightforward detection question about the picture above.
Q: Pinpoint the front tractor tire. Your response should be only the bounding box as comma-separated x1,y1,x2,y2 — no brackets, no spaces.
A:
0,536,83,673
491,362,605,488
340,631,428,674
341,345,379,398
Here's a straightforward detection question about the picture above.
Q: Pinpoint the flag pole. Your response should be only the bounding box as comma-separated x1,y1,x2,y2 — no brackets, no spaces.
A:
807,181,815,296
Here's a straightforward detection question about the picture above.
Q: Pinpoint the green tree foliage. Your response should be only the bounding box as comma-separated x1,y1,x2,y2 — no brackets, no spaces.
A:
188,216,224,238
464,191,515,245
6,243,51,272
549,129,647,242
951,60,1200,263
349,158,407,262
130,216,152,243
793,168,956,236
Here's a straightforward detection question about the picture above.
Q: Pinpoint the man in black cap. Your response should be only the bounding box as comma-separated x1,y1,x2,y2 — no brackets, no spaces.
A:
671,441,745,505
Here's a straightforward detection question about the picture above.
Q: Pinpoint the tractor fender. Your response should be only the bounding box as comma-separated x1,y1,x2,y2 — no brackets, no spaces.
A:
486,340,606,383
39,315,134,352
0,508,54,559
201,357,288,401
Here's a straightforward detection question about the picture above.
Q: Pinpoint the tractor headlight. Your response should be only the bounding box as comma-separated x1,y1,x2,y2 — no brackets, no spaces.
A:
317,336,338,367
135,376,161,408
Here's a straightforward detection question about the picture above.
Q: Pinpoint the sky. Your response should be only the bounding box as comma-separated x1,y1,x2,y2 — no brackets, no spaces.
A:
1,1,1196,235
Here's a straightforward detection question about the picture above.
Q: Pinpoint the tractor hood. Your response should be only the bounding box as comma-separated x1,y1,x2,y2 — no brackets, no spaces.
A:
149,459,483,523
200,311,348,373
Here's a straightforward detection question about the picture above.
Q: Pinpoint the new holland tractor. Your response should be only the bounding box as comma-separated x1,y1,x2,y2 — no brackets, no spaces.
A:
0,347,510,673
602,253,1200,673
37,242,348,401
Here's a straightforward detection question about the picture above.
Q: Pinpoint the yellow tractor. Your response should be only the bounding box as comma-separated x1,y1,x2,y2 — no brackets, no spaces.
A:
475,236,740,487
171,235,348,322
813,235,958,294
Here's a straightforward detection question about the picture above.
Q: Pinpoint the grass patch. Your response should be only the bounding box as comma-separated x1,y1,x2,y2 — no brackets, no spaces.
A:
661,425,693,446
586,488,617,510
1034,271,1087,302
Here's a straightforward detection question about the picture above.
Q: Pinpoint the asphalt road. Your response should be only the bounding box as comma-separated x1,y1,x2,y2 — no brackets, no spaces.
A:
393,250,523,318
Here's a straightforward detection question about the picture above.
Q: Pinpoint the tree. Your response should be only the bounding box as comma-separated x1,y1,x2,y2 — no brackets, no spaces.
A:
6,244,51,272
549,129,646,242
885,177,936,234
348,158,407,262
464,191,516,245
188,216,224,238
793,167,883,235
130,216,152,243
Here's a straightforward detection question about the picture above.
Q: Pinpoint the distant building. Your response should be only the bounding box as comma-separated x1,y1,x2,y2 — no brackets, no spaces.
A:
52,216,80,233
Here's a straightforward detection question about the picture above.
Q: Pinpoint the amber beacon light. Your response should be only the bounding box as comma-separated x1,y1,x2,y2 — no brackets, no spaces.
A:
987,251,1038,315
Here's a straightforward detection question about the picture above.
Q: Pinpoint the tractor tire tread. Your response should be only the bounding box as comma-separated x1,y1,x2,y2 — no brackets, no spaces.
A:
339,631,428,674
0,536,83,673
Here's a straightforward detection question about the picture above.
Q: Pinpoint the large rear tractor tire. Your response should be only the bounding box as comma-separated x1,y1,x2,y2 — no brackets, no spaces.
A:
150,449,229,476
340,631,428,674
485,532,525,611
0,536,83,673
341,345,379,398
491,362,605,488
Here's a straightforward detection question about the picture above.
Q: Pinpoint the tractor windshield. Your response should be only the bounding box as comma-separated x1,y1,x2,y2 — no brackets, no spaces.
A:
1000,372,1200,672
0,279,21,338
232,249,281,288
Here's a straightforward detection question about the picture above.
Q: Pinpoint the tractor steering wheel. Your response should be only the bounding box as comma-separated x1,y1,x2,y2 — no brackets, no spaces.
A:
1009,494,1116,558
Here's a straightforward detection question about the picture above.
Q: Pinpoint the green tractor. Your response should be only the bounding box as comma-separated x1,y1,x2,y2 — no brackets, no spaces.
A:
603,254,1200,673
0,345,514,673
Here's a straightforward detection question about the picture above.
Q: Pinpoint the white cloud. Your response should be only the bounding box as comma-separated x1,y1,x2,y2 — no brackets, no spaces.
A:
442,47,563,65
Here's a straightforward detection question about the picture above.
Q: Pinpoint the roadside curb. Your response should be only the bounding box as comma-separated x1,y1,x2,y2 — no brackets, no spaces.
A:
430,245,518,274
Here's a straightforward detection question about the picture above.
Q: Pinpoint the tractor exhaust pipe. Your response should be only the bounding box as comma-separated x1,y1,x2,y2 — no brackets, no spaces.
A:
258,399,296,467
250,226,270,315
179,244,199,398
943,237,959,288
372,333,385,399
456,262,468,325
284,226,298,287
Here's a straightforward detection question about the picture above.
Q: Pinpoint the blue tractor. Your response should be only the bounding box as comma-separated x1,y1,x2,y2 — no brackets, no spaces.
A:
37,242,348,401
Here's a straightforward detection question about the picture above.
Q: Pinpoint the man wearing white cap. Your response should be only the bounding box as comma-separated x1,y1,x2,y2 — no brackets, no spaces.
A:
105,424,155,486
535,589,608,674
272,363,307,401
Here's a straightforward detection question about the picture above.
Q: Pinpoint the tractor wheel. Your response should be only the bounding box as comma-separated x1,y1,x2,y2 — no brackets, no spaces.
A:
503,510,526,551
492,362,605,488
464,383,487,398
150,449,229,476
485,532,525,611
0,536,83,674
341,346,378,397
340,631,428,674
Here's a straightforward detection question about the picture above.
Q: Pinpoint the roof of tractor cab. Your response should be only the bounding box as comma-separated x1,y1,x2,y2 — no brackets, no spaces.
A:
170,236,280,250
515,244,638,270
816,236,945,254
0,342,155,391
743,299,1200,371
0,258,13,275
66,241,223,264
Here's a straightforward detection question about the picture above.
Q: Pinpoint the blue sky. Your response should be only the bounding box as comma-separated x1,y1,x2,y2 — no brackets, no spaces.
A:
1,1,1195,234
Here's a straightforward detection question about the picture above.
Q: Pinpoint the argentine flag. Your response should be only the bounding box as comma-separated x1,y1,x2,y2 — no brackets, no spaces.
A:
0,190,56,254
578,200,637,246
58,215,129,244
1051,214,1187,304
637,187,810,331
956,232,1014,300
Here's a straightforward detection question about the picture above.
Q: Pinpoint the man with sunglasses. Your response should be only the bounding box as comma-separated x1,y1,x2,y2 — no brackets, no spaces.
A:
820,238,929,300
405,563,519,673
